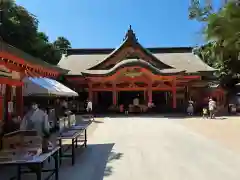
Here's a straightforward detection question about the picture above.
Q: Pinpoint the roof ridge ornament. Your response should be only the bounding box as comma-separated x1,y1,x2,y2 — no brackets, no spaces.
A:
124,25,138,42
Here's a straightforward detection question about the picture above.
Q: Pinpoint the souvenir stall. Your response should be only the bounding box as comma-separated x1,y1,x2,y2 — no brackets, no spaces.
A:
0,40,67,123
0,40,65,179
23,76,78,130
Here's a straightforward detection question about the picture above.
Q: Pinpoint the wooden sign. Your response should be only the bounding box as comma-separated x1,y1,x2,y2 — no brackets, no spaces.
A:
124,71,143,78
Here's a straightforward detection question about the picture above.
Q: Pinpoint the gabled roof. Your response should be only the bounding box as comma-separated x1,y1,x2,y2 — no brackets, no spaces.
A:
88,25,172,70
82,59,185,77
58,26,215,76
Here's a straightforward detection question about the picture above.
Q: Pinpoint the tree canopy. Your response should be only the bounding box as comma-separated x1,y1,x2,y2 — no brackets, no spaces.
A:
0,0,71,65
53,37,72,54
189,0,240,89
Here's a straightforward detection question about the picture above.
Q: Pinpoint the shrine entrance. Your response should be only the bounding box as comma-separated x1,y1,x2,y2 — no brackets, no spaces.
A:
82,64,202,113
118,91,144,105
152,91,171,112
152,91,167,106
97,91,112,111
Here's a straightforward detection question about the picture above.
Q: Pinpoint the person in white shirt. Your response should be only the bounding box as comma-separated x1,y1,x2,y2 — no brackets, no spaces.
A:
86,100,93,113
208,98,216,119
20,103,50,138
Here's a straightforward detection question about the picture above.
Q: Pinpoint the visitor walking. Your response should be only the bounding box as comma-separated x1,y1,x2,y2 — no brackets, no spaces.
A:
187,103,194,116
208,98,216,119
86,99,93,113
187,101,194,116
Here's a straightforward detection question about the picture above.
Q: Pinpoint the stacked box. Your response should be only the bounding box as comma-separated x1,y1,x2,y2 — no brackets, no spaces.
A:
0,130,42,161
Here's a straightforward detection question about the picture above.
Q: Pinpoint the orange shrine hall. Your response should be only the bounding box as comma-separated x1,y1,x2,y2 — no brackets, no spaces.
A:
59,26,223,112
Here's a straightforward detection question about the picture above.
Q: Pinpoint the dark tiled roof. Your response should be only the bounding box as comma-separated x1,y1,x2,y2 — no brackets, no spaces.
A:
0,40,68,74
58,27,215,75
66,47,193,56
59,50,215,75
82,59,185,76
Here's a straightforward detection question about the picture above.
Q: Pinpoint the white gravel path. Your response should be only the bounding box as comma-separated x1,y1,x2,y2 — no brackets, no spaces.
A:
59,117,240,180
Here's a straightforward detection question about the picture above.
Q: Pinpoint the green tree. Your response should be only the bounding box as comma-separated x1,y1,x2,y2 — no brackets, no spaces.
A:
1,1,38,52
189,0,240,89
0,0,71,65
53,36,71,52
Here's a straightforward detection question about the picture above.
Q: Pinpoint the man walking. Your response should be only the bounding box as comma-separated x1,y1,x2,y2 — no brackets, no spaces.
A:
86,99,93,113
209,98,216,119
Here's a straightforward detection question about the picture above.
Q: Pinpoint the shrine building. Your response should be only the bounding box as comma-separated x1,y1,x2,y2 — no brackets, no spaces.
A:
58,26,222,113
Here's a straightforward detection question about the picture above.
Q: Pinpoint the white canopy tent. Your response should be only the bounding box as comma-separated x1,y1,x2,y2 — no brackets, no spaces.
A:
23,77,78,97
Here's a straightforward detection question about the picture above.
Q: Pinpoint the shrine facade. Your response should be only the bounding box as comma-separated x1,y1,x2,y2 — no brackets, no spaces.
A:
58,26,222,112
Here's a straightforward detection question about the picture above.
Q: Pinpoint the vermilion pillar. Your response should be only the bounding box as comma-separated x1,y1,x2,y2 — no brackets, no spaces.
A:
172,79,177,108
112,84,117,105
113,91,117,105
5,85,12,121
148,84,152,103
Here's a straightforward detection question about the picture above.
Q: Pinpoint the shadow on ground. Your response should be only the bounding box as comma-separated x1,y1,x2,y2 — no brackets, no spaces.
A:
60,143,123,180
92,120,104,123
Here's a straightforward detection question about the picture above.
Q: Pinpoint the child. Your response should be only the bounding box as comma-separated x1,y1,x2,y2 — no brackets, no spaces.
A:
202,107,208,119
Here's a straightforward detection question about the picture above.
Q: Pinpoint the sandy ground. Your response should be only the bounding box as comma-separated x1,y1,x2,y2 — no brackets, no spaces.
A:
2,116,240,180
59,116,240,180
179,116,240,154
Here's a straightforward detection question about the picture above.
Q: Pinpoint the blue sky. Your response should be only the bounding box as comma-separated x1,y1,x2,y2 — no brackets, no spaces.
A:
16,0,219,48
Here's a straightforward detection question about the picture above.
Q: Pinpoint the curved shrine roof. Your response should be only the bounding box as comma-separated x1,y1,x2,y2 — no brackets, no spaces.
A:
58,26,215,76
81,59,185,76
58,50,215,76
